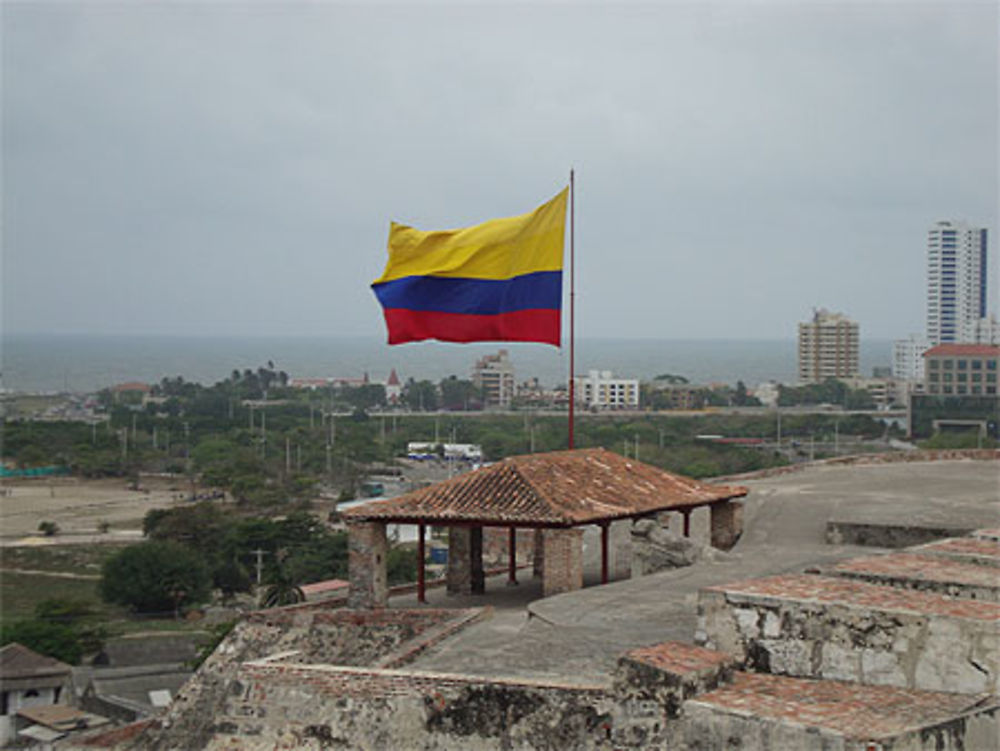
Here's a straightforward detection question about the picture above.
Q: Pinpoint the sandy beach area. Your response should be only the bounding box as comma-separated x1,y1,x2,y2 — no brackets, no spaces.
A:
0,476,200,544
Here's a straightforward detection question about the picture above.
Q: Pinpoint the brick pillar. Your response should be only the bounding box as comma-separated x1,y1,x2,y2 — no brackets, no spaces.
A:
710,501,743,551
542,528,584,597
347,521,388,609
470,526,485,594
447,527,470,595
533,529,545,578
447,526,485,595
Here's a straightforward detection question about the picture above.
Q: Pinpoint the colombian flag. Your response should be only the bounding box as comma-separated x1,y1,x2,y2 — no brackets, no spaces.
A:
371,189,568,346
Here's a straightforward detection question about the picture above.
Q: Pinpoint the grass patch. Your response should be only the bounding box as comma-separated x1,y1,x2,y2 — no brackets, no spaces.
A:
1,571,104,627
1,570,217,637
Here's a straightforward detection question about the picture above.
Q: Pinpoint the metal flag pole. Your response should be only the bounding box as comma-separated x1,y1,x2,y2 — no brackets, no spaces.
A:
568,168,576,450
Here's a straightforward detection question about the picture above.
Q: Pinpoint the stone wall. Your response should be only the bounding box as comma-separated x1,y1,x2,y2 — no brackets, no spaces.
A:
825,520,977,548
697,575,1000,694
138,606,483,751
713,449,1000,484
207,662,615,751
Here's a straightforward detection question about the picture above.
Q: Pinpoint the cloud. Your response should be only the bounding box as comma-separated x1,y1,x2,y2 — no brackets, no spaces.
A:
3,1,996,339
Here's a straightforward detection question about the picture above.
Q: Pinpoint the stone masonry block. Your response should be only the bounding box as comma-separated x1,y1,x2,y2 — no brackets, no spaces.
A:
709,501,742,550
347,521,388,609
698,574,1000,694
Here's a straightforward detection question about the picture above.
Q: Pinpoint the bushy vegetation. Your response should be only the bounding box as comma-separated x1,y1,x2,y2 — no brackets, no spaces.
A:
778,378,875,409
0,598,108,664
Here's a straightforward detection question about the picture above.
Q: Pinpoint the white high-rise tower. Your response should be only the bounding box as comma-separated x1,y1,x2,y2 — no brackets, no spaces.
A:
926,220,988,345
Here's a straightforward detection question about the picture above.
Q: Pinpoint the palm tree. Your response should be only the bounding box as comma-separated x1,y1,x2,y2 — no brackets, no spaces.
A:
261,562,305,608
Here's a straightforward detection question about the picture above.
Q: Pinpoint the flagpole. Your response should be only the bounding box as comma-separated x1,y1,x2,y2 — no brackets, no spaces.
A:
568,169,575,450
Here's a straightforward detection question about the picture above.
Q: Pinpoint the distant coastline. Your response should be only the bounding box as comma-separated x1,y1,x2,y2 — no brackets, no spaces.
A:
1,334,893,394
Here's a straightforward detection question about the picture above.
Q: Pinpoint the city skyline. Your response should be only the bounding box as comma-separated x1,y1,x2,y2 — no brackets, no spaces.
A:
3,2,997,341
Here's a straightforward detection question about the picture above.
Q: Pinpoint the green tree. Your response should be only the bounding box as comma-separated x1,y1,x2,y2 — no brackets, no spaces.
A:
100,541,211,615
439,376,481,411
402,379,439,411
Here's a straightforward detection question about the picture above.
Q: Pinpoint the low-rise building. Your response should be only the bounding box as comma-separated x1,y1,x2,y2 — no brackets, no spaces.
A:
575,370,639,410
923,344,1000,397
0,643,73,745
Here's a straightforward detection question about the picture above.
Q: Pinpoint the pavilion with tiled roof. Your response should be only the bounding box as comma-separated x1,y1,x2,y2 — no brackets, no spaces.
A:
342,447,748,607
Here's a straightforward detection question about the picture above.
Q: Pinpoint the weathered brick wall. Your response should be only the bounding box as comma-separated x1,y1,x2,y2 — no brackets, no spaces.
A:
697,575,1000,694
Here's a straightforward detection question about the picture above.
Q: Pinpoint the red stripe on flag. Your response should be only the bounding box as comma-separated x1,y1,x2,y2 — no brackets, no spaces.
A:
382,308,560,346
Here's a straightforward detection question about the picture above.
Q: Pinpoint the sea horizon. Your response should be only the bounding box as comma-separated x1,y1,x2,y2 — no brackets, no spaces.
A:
1,333,894,394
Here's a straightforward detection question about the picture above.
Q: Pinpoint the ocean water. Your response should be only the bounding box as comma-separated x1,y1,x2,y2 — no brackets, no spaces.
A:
1,334,893,394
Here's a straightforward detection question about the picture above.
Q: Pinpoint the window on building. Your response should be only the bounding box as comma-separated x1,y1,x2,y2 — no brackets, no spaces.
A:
943,372,953,382
972,386,982,395
943,385,953,394
972,360,983,370
987,386,997,395
929,360,940,370
943,360,953,370
958,372,968,382
957,360,967,370
988,361,997,371
987,373,997,383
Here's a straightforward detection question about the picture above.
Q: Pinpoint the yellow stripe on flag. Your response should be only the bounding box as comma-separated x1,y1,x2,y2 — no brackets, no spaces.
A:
373,188,568,284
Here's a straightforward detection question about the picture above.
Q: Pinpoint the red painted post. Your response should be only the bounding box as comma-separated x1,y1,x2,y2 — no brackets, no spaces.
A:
682,511,691,538
600,522,609,584
417,523,426,603
507,527,517,585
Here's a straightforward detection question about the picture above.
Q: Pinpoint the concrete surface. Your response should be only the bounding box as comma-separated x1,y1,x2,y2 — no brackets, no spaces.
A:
394,460,1000,684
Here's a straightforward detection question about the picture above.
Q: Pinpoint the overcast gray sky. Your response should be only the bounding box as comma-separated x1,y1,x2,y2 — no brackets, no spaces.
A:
3,1,997,341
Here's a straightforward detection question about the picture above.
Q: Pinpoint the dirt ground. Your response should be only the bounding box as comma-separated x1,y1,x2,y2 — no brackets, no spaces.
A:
0,476,205,543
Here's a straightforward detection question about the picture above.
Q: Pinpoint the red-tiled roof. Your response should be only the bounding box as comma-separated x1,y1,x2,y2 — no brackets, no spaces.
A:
624,641,736,676
112,381,151,392
0,643,72,691
708,574,1000,621
923,344,1000,358
0,642,72,679
694,672,994,739
300,579,349,596
341,448,747,526
828,552,1000,588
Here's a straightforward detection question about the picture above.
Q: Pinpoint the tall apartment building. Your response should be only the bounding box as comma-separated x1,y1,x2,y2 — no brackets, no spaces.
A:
471,350,515,408
574,370,639,410
962,315,1000,345
892,335,931,382
797,309,860,384
926,220,988,345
